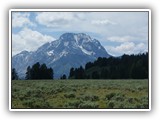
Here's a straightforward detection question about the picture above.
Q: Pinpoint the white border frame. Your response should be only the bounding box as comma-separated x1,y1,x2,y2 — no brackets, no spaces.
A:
9,9,151,111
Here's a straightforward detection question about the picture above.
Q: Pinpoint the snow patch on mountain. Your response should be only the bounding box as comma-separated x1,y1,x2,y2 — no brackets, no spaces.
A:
60,50,68,57
47,51,54,56
79,46,94,56
64,42,69,47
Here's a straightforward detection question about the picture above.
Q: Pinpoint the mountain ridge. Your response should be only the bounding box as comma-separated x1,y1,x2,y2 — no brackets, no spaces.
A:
12,33,111,79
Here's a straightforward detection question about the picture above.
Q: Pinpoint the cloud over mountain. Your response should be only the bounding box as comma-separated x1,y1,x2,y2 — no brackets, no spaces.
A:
12,27,55,55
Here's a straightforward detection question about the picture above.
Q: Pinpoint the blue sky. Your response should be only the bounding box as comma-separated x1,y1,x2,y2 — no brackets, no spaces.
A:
12,11,148,56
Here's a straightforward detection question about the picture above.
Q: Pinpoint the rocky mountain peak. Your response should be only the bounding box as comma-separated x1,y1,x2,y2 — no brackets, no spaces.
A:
12,32,111,79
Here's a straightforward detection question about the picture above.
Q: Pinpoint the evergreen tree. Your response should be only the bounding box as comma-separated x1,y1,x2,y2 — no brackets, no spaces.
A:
25,62,54,80
47,68,54,79
92,71,99,79
31,62,40,79
12,68,18,80
73,66,86,79
40,63,48,79
100,68,109,79
79,66,85,79
131,59,147,79
60,74,67,79
85,62,93,70
69,67,74,78
25,66,31,80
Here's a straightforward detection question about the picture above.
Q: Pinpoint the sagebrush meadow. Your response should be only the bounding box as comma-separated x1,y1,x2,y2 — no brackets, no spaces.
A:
12,80,148,109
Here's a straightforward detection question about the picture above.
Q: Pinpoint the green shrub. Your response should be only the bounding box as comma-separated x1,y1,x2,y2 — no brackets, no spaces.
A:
128,98,134,104
118,103,125,108
107,101,115,108
127,97,140,104
64,92,76,98
65,100,82,108
23,98,51,108
105,92,116,100
81,94,99,101
114,93,125,101
78,101,99,108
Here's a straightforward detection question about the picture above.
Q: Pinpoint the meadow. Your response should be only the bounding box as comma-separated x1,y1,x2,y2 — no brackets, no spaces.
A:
11,80,149,109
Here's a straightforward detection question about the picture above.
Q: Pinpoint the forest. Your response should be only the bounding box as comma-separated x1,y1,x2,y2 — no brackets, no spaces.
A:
12,52,148,80
12,62,53,80
69,53,148,79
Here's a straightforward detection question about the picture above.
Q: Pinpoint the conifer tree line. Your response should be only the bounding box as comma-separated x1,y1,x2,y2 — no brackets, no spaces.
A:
69,53,148,79
12,62,54,80
25,62,53,80
12,53,148,80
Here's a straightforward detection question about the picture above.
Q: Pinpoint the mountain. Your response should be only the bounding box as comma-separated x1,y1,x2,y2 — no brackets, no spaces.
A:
12,33,111,79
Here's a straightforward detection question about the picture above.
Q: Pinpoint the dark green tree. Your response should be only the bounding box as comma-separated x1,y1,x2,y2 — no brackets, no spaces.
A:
25,62,54,80
74,66,85,79
40,63,48,79
60,74,67,79
85,62,93,70
131,59,147,79
69,67,74,78
12,68,18,80
47,68,53,79
100,68,109,79
92,71,99,79
31,62,40,79
25,66,31,80
79,66,85,79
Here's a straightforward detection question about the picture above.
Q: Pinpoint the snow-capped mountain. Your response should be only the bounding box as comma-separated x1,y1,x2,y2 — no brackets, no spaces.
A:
12,33,111,79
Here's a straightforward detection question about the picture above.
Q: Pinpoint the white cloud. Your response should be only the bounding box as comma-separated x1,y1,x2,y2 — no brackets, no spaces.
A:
91,19,116,25
107,36,135,42
12,12,35,28
36,12,76,28
12,27,55,55
35,12,148,40
35,12,118,32
105,42,148,56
